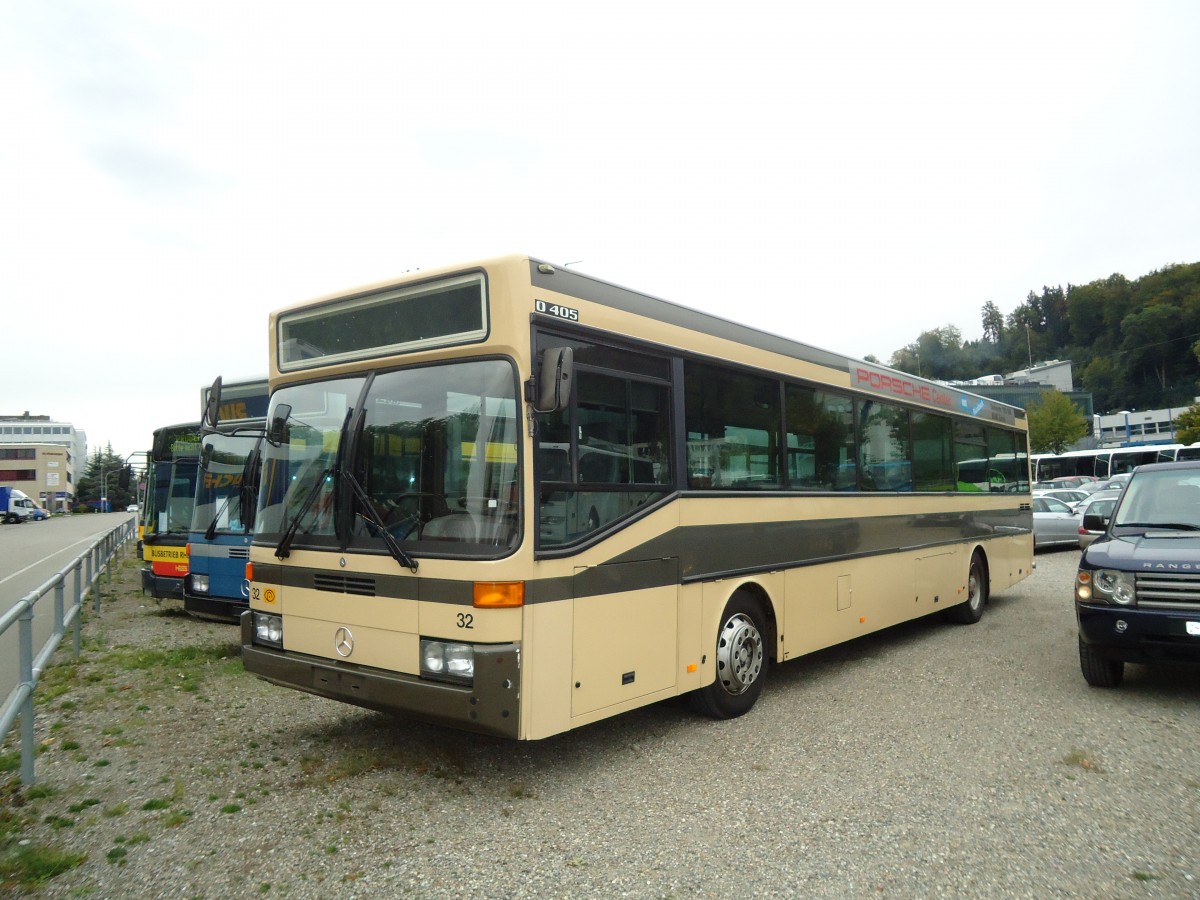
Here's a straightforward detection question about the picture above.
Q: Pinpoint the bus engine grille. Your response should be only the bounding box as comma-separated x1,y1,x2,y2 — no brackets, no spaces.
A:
1136,572,1200,610
313,574,377,597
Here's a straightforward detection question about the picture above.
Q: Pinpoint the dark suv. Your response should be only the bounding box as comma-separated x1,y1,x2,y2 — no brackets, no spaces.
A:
1075,460,1200,687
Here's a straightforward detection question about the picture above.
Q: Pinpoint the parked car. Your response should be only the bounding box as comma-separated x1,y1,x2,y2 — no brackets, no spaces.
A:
1033,488,1089,511
1075,493,1120,548
1032,495,1081,549
1075,460,1200,687
1096,473,1132,492
1043,476,1092,489
29,507,50,521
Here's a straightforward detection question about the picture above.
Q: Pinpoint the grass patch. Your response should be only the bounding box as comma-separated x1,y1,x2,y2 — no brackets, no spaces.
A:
36,663,79,703
1061,749,1104,774
0,842,87,887
24,784,56,801
162,809,193,828
101,643,241,673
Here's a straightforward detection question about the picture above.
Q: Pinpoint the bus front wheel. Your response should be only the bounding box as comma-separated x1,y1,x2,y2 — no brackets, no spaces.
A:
690,591,769,719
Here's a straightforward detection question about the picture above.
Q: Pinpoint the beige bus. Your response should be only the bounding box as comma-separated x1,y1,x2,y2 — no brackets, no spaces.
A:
240,254,1033,739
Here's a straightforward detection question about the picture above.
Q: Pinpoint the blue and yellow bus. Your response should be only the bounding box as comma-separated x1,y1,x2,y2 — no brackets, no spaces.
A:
184,377,269,622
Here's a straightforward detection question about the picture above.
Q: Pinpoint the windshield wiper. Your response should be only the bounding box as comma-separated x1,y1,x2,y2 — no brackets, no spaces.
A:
274,467,332,559
339,469,419,573
204,494,235,541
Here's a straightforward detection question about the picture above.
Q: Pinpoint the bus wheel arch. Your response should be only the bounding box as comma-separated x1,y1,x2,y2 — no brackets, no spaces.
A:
689,586,773,719
946,547,989,625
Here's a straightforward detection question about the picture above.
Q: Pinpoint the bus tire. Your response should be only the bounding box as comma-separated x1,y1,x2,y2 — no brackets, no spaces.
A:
946,551,987,625
689,590,769,719
1078,637,1124,688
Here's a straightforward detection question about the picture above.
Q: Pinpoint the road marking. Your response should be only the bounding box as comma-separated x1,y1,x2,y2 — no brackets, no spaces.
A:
0,531,123,588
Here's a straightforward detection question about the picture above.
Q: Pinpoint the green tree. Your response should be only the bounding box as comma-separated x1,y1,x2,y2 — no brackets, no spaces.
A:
888,326,966,380
981,301,1003,344
1026,391,1089,454
1175,405,1200,445
1120,304,1188,400
77,445,136,511
1080,356,1119,412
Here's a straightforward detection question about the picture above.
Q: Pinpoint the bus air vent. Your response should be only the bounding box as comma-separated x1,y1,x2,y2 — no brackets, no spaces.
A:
228,547,250,560
314,573,377,597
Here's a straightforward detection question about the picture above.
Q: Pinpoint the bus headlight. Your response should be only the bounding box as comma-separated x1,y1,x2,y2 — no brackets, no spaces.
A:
253,612,284,648
1090,569,1137,606
191,574,209,594
420,639,475,685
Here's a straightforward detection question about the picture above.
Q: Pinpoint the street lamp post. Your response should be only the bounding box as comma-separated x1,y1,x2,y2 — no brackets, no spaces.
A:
98,462,119,513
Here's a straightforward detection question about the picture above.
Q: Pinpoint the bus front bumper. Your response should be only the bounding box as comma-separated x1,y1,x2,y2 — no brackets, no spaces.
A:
183,589,245,624
239,611,521,739
141,568,184,601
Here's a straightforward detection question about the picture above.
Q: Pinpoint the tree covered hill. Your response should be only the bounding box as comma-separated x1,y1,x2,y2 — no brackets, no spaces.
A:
883,262,1200,414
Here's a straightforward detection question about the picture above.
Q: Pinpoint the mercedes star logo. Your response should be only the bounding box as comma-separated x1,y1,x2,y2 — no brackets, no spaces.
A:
333,626,354,657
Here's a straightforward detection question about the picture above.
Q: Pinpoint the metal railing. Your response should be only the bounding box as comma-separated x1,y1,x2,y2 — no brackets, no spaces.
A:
1,518,136,785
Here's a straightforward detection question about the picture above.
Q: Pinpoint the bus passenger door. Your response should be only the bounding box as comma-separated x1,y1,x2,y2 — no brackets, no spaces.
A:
570,558,679,719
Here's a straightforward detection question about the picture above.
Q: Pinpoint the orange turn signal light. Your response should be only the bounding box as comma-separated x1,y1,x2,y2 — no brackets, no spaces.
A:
245,562,254,581
474,581,525,608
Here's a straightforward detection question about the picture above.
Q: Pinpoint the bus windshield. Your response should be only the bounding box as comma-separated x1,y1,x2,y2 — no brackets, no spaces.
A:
144,458,198,537
192,431,260,536
255,360,520,556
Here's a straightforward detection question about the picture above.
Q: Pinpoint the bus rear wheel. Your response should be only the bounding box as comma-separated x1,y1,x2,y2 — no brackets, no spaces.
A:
946,551,987,625
690,591,769,719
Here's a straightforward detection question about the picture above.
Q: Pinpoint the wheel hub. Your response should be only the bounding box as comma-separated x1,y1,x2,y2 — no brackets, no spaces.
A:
716,613,763,695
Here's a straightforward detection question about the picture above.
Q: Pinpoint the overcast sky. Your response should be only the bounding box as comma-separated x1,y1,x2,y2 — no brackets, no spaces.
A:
2,0,1198,461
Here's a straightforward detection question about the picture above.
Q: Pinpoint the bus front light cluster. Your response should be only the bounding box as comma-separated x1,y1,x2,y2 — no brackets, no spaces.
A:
191,574,209,594
421,639,474,685
1077,569,1136,606
253,612,283,648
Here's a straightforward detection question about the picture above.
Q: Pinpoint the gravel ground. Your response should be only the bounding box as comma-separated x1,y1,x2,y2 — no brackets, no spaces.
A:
4,546,1200,898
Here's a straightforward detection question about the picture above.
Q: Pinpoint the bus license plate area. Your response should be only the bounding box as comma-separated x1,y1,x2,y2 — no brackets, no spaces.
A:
314,668,365,697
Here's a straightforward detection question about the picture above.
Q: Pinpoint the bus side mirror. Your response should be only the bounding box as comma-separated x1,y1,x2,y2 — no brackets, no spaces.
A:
532,348,573,413
203,376,223,431
200,442,214,470
267,404,292,445
118,465,131,489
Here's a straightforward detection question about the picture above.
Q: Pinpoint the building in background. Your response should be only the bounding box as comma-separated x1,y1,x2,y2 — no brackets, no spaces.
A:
0,413,87,513
1094,406,1195,448
1004,360,1075,393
